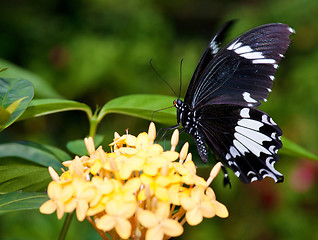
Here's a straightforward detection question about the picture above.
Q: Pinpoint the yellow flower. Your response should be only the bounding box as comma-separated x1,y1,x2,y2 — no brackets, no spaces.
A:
180,185,216,225
96,199,137,239
39,181,73,219
64,178,96,221
205,187,229,218
40,122,228,240
137,202,183,240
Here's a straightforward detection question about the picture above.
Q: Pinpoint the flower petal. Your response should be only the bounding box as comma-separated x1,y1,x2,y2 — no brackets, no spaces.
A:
161,219,184,237
47,181,62,199
115,218,132,239
96,215,116,231
137,209,158,228
200,201,215,218
213,200,229,218
123,178,141,193
76,200,89,221
39,200,56,214
180,195,195,210
145,226,164,240
155,202,170,220
186,207,203,226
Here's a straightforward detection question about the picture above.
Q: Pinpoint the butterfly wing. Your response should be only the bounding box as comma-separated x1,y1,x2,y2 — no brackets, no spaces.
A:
187,20,236,96
185,23,294,108
195,104,283,183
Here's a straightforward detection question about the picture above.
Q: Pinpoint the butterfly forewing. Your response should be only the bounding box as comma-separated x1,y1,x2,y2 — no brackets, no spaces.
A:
185,23,294,108
186,21,236,101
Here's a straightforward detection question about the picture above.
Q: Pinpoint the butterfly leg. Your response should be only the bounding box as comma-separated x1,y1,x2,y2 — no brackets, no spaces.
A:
221,164,232,188
156,124,181,142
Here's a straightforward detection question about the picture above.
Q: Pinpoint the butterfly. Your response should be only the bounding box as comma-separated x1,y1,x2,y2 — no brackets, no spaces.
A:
173,21,294,184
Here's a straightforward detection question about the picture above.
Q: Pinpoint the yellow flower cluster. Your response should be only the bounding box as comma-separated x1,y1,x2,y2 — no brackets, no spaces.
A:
40,122,228,240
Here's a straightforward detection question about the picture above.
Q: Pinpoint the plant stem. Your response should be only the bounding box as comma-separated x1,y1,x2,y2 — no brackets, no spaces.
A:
58,213,74,240
89,116,99,138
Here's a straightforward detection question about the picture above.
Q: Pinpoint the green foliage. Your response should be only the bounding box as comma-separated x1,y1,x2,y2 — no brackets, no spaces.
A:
0,59,62,98
0,192,48,215
99,94,176,125
18,98,92,121
0,78,34,131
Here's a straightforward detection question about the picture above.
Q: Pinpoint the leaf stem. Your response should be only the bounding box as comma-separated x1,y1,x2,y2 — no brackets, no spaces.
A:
58,213,74,240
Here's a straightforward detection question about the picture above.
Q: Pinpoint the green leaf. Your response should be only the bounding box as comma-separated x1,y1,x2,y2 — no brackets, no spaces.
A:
0,142,64,193
18,98,92,121
0,142,64,170
66,134,104,156
0,158,51,193
0,58,62,98
0,142,66,193
0,192,48,215
42,144,72,162
0,78,34,131
98,94,176,125
280,137,318,161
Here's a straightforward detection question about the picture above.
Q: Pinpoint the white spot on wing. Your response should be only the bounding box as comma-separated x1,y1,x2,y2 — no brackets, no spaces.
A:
260,168,278,182
227,40,242,50
252,59,276,64
243,92,257,103
233,139,249,155
289,27,295,34
269,145,276,153
230,146,240,158
225,153,231,160
265,157,283,176
209,41,219,54
235,126,272,144
271,132,277,139
240,108,250,118
234,45,253,54
234,132,271,157
241,52,265,59
247,171,258,182
270,118,277,125
237,119,264,131
262,115,272,125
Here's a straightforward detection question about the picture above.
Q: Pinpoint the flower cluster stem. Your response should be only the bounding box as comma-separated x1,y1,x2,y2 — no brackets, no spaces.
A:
86,216,110,240
58,213,74,240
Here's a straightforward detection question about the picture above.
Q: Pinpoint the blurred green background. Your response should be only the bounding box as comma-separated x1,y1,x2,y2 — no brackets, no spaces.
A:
0,0,318,239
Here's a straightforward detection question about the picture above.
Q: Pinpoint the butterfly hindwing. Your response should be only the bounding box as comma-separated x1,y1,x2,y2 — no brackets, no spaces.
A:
196,104,283,183
185,23,294,108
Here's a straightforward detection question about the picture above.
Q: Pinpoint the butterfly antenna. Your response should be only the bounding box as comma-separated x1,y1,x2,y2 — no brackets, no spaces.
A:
151,105,175,122
149,58,178,98
179,58,184,98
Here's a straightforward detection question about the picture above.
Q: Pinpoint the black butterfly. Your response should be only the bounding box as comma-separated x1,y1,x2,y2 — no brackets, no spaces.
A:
173,21,294,184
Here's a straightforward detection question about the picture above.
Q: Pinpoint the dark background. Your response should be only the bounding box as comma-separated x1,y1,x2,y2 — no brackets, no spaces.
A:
0,0,317,239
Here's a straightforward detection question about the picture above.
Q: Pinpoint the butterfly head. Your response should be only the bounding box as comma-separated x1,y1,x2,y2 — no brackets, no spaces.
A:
173,99,183,108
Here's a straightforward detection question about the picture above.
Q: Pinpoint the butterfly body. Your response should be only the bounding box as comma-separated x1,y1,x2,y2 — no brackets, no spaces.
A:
174,22,294,184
